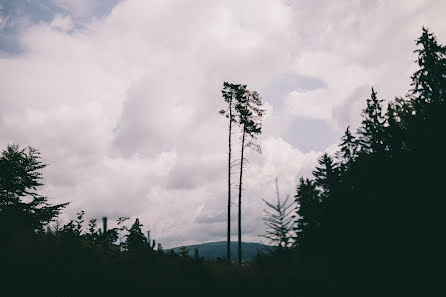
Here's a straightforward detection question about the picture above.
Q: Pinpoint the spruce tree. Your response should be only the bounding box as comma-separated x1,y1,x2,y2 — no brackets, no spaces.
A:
357,88,386,153
411,27,446,109
262,178,296,249
125,218,147,251
408,27,446,151
338,126,357,164
312,153,338,199
294,178,320,247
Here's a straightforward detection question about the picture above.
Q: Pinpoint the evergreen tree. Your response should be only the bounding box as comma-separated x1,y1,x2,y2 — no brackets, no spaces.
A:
294,178,320,247
407,27,446,151
63,210,85,237
0,144,67,234
86,218,99,242
178,246,190,258
220,82,244,263
410,27,446,109
357,88,386,153
338,126,357,164
125,218,147,251
312,153,338,200
288,28,446,295
234,87,265,264
262,178,296,249
385,99,407,153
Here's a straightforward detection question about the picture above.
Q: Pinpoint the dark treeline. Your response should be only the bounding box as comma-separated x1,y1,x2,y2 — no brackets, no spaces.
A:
289,26,446,297
1,27,445,297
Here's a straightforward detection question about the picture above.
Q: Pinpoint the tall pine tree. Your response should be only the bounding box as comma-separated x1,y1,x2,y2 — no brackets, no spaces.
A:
235,87,264,264
411,27,446,109
357,88,386,153
220,82,244,263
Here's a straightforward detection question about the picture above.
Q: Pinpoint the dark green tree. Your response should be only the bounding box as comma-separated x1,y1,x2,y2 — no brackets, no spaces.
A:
178,246,190,258
235,87,265,264
410,27,446,109
220,82,245,263
63,210,85,237
125,218,146,251
86,218,99,242
312,153,338,200
357,88,386,153
384,98,408,153
407,27,446,151
0,144,68,234
338,126,357,164
294,178,320,247
262,178,296,249
287,28,446,296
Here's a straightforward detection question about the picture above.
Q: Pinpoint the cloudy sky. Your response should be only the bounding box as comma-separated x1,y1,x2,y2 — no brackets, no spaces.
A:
1,0,445,248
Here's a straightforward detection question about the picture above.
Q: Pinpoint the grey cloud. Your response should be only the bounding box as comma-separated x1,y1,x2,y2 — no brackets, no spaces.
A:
332,84,370,130
166,154,225,190
112,67,207,157
2,0,444,249
195,211,226,225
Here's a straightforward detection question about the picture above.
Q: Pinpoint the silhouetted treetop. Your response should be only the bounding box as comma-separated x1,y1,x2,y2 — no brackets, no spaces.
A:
125,218,147,251
357,88,386,153
411,26,446,108
0,144,67,232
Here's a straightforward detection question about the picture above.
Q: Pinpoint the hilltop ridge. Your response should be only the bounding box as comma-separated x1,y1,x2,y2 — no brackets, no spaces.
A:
170,241,271,262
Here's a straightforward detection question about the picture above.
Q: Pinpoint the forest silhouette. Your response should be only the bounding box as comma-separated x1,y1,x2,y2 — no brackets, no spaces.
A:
1,27,445,297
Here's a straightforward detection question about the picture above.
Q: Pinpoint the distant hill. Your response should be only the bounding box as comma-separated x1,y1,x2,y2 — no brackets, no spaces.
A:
170,241,271,262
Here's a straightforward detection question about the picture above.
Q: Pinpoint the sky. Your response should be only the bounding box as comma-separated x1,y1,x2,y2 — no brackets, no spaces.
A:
1,0,445,248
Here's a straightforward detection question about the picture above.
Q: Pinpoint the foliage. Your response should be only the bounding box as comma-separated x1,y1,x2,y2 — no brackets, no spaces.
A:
356,88,387,153
0,144,68,234
261,178,295,249
233,84,265,264
125,218,147,251
290,26,446,296
220,81,244,263
294,177,320,247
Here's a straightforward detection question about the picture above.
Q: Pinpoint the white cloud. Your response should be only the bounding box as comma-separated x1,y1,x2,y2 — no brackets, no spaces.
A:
285,89,332,121
50,15,74,32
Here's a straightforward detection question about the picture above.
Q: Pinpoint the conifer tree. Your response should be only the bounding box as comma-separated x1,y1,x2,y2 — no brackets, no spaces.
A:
294,178,320,247
234,87,265,264
220,82,245,263
313,153,338,199
338,126,357,164
262,178,296,249
411,27,446,109
125,218,146,251
408,27,446,151
357,88,386,153
0,144,68,234
385,100,407,153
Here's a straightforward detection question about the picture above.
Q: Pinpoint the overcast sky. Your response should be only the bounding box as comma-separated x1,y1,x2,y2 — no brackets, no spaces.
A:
1,0,445,248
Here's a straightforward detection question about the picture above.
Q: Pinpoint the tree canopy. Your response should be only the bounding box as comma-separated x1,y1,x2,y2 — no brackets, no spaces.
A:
0,144,67,234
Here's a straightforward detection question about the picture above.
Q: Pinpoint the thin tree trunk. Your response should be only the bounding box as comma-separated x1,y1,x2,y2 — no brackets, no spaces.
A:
227,102,232,264
238,127,246,265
